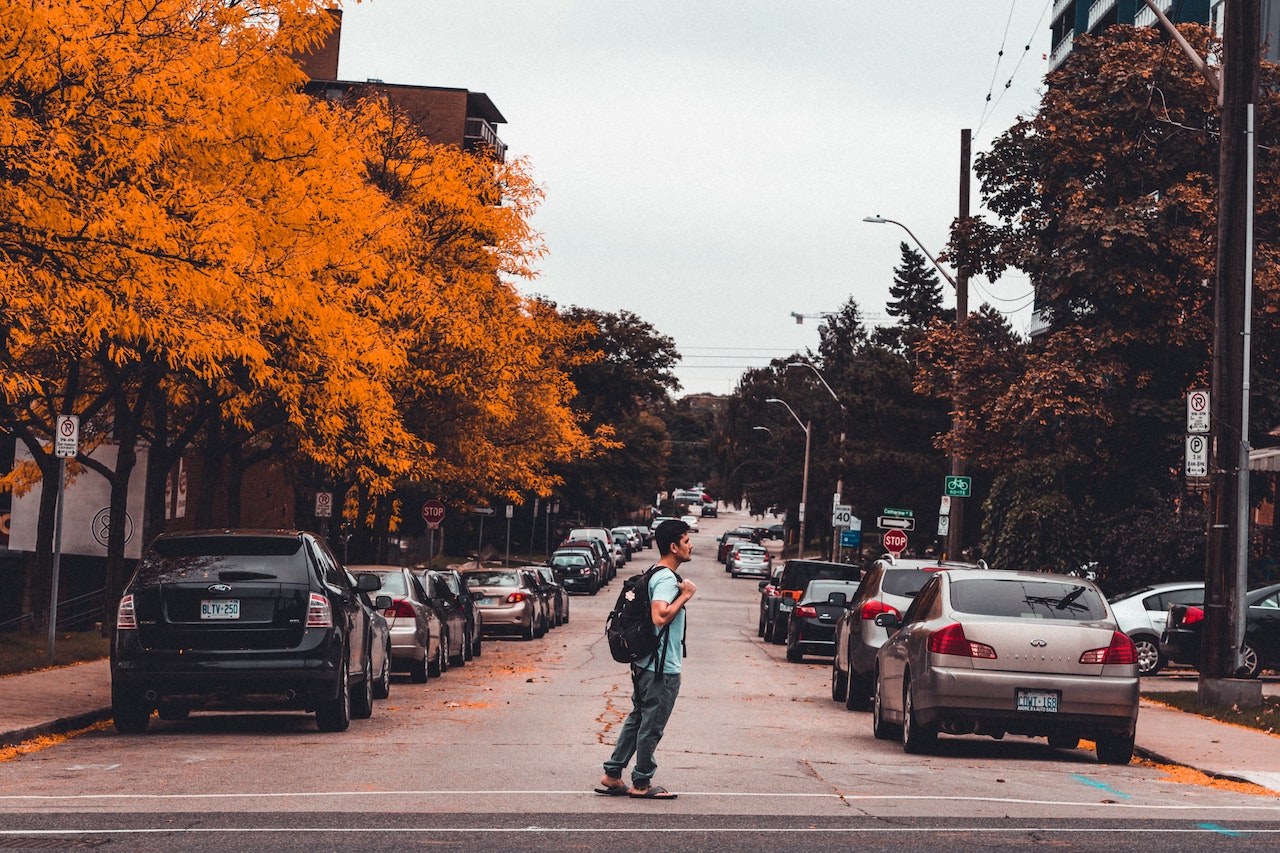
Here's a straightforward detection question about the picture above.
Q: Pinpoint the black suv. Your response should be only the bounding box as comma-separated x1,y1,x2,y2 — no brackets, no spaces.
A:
111,530,385,733
759,559,860,644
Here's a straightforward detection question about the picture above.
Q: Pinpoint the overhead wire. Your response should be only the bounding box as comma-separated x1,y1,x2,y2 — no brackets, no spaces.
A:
978,0,1053,135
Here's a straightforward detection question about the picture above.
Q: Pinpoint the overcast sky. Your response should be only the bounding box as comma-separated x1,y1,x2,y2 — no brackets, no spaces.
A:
335,1,1053,395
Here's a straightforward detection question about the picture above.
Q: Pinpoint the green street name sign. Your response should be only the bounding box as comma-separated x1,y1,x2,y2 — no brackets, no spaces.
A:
944,476,972,498
882,507,913,517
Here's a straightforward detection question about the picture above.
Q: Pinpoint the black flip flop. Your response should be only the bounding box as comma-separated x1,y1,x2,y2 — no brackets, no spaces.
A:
629,785,677,799
594,784,629,796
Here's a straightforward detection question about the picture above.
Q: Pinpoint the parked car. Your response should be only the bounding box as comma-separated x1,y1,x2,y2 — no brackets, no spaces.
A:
433,568,483,659
727,542,772,578
562,538,614,583
786,579,861,662
680,514,700,533
111,530,385,733
350,565,448,682
701,501,718,518
760,559,860,645
872,568,1139,763
1107,581,1204,676
533,566,571,625
832,557,966,710
1160,582,1280,678
351,569,393,701
418,569,471,667
550,548,601,594
611,530,633,562
649,516,676,537
612,526,642,554
462,568,546,640
567,527,622,573
718,527,759,562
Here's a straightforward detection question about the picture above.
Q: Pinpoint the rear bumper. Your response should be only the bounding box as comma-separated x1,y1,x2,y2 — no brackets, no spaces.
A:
476,603,532,632
1159,628,1199,666
913,666,1139,738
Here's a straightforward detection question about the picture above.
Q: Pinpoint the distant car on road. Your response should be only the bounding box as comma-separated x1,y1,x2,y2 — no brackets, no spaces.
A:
350,565,449,682
761,559,860,645
872,568,1139,763
462,568,546,640
727,542,772,578
1161,582,1280,678
786,579,860,662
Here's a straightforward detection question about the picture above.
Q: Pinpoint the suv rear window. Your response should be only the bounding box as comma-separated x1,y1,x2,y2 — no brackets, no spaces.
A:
882,569,936,598
949,578,1107,620
135,536,310,584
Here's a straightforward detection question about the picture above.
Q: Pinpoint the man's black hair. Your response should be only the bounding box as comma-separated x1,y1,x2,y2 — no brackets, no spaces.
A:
654,518,691,556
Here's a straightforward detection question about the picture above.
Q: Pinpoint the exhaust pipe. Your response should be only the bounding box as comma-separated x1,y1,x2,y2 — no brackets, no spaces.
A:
144,690,158,701
284,689,297,700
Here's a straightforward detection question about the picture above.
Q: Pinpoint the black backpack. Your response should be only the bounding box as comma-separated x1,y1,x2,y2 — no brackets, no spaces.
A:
606,565,677,666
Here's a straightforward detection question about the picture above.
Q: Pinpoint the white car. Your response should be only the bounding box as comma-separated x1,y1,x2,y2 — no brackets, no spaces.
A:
1107,581,1204,676
680,514,700,533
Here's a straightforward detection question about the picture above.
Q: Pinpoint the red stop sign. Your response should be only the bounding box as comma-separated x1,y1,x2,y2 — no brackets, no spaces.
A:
883,529,908,554
422,500,445,526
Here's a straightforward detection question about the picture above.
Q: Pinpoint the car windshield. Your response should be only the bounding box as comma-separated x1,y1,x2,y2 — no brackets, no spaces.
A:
882,570,936,598
948,578,1108,620
136,536,308,584
465,571,520,588
552,555,587,567
370,571,408,596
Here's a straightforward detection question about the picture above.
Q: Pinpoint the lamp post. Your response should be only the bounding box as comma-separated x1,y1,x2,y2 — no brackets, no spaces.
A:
752,425,774,438
788,361,846,560
864,210,969,561
767,397,811,559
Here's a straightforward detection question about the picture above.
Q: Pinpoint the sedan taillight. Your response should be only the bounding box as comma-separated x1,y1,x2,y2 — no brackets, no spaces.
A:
1080,631,1138,665
306,592,333,628
794,605,818,619
383,599,416,619
116,594,137,630
860,600,899,621
506,592,529,604
928,623,996,659
1180,606,1205,626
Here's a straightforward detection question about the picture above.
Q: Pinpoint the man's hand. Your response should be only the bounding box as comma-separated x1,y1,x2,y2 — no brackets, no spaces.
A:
678,579,697,598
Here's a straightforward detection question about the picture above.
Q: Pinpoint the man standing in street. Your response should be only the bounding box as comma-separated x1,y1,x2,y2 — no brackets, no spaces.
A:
596,518,696,800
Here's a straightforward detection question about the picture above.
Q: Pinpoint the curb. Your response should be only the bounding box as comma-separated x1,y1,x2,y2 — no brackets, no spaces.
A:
1,708,112,748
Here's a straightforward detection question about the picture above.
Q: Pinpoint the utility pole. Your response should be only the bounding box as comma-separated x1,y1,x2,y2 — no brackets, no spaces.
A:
947,129,971,562
1202,0,1260,706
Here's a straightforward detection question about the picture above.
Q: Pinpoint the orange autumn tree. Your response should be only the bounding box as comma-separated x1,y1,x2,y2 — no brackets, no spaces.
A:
332,95,606,560
0,1,413,621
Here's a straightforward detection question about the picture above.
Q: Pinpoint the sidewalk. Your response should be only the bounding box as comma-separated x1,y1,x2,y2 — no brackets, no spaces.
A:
1,660,1278,791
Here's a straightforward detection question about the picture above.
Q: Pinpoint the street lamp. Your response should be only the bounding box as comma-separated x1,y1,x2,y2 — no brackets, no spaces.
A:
766,397,811,559
863,213,968,561
752,425,774,438
788,361,848,561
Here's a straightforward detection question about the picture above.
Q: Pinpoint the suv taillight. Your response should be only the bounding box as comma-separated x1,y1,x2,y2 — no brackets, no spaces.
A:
1080,631,1138,665
116,594,137,630
861,600,899,621
928,623,996,659
306,593,333,627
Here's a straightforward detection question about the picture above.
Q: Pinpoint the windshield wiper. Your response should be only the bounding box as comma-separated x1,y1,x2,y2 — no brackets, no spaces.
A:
1055,586,1087,611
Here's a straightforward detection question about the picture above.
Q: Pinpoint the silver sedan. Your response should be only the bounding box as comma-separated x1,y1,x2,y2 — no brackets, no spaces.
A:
872,568,1139,764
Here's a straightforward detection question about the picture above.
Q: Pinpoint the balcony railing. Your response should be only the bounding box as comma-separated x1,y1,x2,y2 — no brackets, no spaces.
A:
464,118,507,162
1088,0,1119,31
1049,29,1075,70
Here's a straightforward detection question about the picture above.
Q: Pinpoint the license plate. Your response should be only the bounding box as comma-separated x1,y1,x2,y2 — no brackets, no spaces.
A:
200,599,240,620
1016,689,1059,713
475,597,495,606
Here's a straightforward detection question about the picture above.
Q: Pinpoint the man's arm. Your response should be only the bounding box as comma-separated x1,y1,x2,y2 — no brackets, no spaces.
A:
651,579,696,627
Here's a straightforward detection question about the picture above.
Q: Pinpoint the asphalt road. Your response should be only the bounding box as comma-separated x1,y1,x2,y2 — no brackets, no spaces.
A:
1,510,1278,852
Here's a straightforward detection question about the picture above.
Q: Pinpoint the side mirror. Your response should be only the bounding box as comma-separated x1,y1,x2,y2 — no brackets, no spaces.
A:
374,594,393,610
355,573,382,593
874,612,901,630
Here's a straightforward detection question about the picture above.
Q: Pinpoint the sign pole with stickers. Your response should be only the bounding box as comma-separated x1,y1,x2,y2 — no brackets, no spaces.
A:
48,415,79,662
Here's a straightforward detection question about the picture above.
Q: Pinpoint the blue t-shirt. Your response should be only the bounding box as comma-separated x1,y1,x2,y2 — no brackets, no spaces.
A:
637,567,684,675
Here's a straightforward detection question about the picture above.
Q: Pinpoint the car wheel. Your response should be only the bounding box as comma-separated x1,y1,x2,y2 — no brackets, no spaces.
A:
1131,635,1163,676
563,601,570,624
831,661,849,703
771,616,787,645
472,630,483,658
757,609,766,638
785,628,803,663
351,654,374,719
523,615,536,641
449,630,467,668
372,642,392,699
316,659,352,732
845,672,872,712
871,673,896,740
1095,732,1135,764
1236,642,1261,679
901,675,936,754
1048,733,1080,750
112,685,152,734
430,634,447,677
462,628,474,662
410,647,430,683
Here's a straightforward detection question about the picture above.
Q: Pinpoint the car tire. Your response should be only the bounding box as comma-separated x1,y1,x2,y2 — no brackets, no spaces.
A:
523,616,536,641
845,672,872,712
771,616,787,645
1095,732,1135,764
449,631,466,668
316,660,352,733
871,673,896,740
472,631,483,658
410,648,430,683
1236,642,1261,679
462,628,474,662
1048,733,1080,750
1131,635,1164,676
901,675,936,754
757,609,766,638
351,654,374,719
112,685,152,734
563,601,570,624
831,662,849,703
431,633,448,676
372,642,392,699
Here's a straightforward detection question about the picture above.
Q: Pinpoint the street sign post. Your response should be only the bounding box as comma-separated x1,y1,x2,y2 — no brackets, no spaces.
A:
54,414,79,459
840,529,862,548
1186,434,1209,479
877,515,915,531
1187,389,1210,434
883,529,908,555
832,504,852,528
944,476,972,498
314,492,333,518
422,500,446,529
